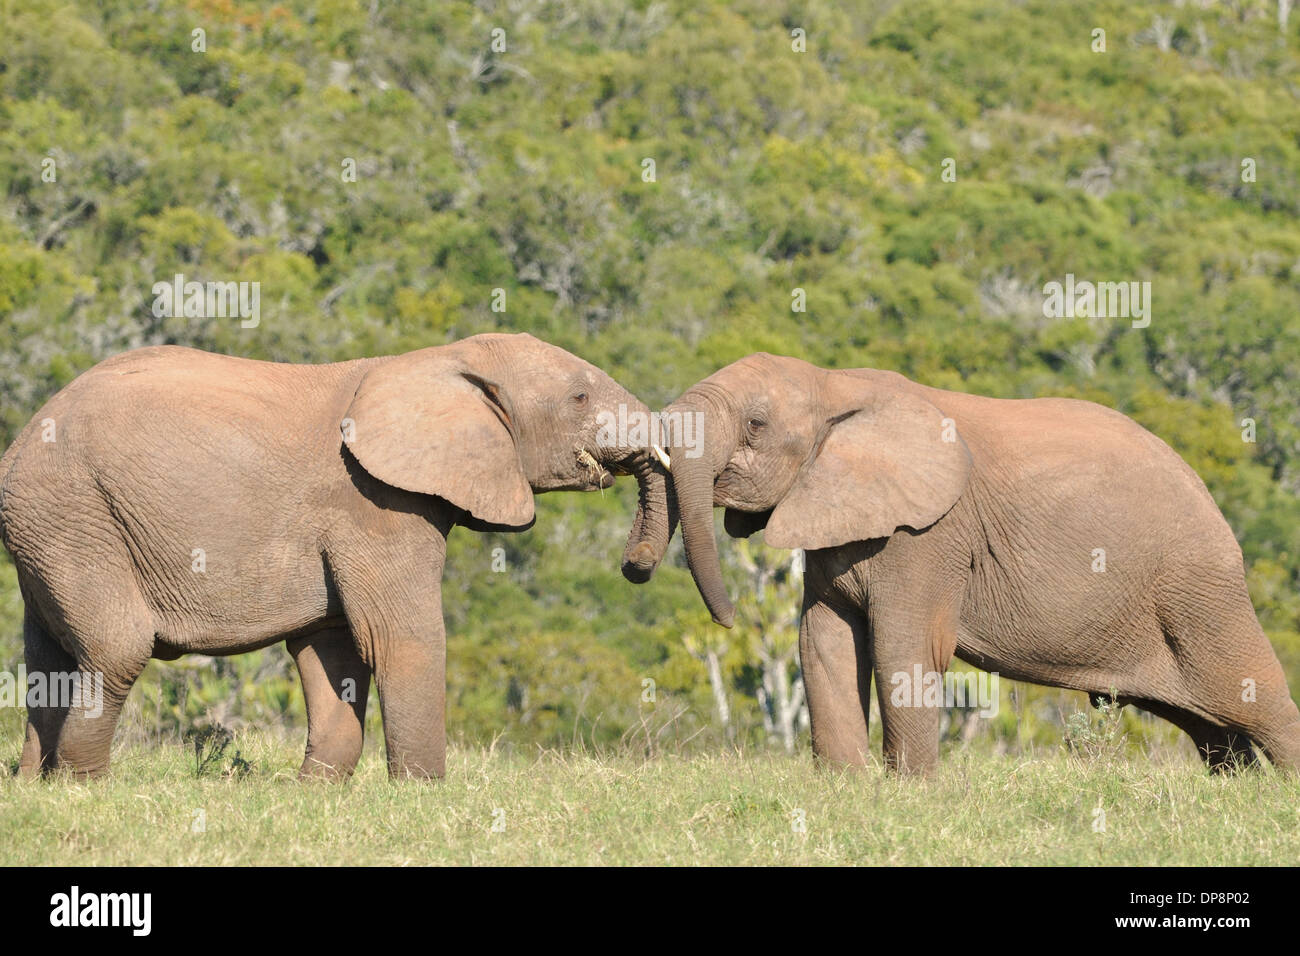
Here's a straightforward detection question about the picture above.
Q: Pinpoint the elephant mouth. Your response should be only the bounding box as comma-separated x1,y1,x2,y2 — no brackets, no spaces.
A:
537,470,615,493
586,445,655,488
548,446,619,492
575,447,611,486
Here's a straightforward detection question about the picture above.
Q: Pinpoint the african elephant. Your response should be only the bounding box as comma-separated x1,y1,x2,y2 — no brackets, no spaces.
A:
0,333,671,780
625,353,1300,775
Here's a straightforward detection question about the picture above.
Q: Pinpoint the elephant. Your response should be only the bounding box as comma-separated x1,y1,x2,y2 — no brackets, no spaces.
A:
624,352,1300,775
0,333,672,780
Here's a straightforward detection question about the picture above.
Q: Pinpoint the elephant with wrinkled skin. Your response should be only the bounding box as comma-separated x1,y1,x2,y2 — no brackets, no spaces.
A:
0,333,672,781
625,353,1300,775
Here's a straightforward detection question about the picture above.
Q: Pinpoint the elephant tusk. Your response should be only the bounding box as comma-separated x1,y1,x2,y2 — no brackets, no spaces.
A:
651,444,671,471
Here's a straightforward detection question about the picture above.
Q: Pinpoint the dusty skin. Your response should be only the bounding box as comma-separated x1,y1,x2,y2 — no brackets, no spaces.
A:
0,333,672,781
628,353,1300,775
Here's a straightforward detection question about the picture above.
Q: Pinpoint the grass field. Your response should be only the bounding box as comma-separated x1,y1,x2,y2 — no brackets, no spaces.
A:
3,725,1298,866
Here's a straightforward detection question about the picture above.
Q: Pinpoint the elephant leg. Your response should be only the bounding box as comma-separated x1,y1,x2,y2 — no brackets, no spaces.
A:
371,629,445,780
1137,699,1257,773
48,571,155,778
1210,626,1300,774
1185,721,1257,774
800,594,873,767
55,637,152,778
334,566,446,781
872,657,942,775
55,669,142,779
288,628,371,780
1243,711,1300,774
19,609,74,777
1162,596,1300,774
870,593,964,776
325,500,454,781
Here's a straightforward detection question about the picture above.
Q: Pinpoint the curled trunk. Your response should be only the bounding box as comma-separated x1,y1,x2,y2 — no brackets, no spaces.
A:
620,396,738,629
620,450,676,583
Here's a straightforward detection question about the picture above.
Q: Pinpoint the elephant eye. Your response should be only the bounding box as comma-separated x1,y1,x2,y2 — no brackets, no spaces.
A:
748,418,765,430
573,391,588,405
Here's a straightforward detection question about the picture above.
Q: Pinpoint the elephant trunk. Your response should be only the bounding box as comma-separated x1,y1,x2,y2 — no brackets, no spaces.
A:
668,398,736,628
620,448,676,583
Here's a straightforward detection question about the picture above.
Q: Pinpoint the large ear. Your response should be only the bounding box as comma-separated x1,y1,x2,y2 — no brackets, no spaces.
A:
764,381,971,550
341,352,534,529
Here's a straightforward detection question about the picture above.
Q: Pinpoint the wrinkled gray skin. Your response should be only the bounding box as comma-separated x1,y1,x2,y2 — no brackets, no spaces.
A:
631,353,1300,775
0,333,671,780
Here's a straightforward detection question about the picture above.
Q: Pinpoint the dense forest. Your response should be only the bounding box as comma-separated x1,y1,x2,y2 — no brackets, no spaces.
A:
1,0,1298,759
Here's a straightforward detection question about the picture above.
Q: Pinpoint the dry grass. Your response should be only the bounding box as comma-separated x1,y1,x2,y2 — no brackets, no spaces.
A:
2,725,1298,865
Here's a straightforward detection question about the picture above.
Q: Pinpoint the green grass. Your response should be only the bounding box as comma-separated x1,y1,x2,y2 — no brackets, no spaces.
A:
3,728,1298,865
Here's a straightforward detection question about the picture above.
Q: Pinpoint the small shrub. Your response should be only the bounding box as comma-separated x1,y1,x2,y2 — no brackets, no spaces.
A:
1063,691,1127,761
186,724,252,779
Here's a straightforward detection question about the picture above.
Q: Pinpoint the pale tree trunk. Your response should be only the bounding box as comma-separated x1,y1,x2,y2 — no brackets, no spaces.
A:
778,673,806,753
734,538,810,752
756,638,806,753
1152,15,1174,51
704,648,733,742
683,630,734,742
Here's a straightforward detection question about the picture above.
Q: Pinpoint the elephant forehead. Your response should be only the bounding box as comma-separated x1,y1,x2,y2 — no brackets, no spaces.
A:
713,353,814,391
689,360,818,416
468,333,594,374
505,344,601,385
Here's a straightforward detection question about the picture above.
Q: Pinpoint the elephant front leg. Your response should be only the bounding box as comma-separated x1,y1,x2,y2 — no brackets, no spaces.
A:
800,596,873,767
870,604,962,776
873,656,942,774
372,629,446,780
288,627,371,780
329,532,450,782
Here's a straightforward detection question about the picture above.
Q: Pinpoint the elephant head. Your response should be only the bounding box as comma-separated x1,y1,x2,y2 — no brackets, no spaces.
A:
341,332,672,567
629,354,972,626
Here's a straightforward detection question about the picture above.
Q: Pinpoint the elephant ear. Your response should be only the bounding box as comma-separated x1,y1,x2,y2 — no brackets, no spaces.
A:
764,382,971,551
341,352,534,529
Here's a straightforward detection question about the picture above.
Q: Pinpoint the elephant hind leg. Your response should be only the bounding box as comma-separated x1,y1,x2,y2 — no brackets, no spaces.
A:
1221,684,1300,775
1159,597,1300,774
288,627,371,780
1193,725,1257,774
44,571,155,778
1138,699,1257,773
19,609,74,777
54,630,153,779
1221,626,1300,774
